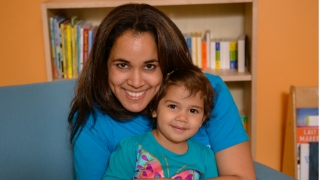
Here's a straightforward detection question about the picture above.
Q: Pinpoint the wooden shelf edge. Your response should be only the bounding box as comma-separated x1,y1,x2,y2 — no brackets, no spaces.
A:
42,0,253,9
204,69,252,82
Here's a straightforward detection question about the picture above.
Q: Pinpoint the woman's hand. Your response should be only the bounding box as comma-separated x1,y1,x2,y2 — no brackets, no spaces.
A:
211,141,256,180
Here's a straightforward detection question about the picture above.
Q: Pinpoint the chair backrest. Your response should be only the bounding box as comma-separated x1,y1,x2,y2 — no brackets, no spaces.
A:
282,86,319,178
0,80,76,180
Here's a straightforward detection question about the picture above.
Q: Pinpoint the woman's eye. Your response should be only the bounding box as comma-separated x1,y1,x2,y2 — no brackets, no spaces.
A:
144,64,155,70
117,63,128,69
190,109,199,114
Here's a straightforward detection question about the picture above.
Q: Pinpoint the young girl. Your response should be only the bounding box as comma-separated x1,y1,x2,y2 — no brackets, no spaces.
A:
103,68,218,179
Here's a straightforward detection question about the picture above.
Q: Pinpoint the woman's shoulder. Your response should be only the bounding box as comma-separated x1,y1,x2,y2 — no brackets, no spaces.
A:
204,73,224,90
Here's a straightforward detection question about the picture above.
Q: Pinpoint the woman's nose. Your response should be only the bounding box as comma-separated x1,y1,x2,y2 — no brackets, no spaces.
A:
127,69,145,88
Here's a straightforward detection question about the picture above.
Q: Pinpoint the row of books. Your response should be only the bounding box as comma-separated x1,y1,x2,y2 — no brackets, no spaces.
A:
296,108,319,180
49,15,98,79
185,30,248,72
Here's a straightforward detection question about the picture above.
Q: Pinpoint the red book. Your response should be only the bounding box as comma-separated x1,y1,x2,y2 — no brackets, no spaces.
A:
202,41,207,70
296,127,319,144
82,22,92,65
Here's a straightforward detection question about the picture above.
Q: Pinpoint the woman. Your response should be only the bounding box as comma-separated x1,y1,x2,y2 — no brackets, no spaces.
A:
68,3,255,180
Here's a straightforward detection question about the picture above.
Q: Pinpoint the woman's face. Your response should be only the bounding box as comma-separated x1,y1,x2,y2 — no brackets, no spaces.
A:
107,30,163,112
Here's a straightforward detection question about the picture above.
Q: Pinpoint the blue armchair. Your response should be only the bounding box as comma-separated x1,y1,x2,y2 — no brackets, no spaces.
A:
0,80,295,180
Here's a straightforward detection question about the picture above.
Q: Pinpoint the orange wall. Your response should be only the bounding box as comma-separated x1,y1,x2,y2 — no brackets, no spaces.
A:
256,0,318,170
0,0,318,171
0,0,47,86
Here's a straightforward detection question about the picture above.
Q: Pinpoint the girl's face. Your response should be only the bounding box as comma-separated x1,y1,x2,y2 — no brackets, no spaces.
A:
107,30,163,112
152,85,205,151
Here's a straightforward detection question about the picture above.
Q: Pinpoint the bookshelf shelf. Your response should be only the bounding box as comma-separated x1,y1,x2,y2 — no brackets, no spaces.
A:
41,0,257,159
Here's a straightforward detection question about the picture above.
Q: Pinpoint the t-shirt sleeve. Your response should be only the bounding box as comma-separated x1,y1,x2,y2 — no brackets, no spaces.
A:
203,148,218,179
73,113,112,180
205,73,248,152
102,137,138,180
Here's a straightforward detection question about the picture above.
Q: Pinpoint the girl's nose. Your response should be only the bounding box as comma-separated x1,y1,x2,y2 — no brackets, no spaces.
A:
175,111,188,122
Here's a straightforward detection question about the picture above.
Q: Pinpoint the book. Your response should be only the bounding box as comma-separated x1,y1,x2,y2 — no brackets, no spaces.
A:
59,18,70,78
190,32,197,66
82,22,92,66
306,116,319,126
70,16,78,78
88,25,97,55
300,143,310,180
49,17,58,79
237,34,246,72
196,32,202,69
204,30,211,69
296,127,319,144
220,40,230,69
210,39,216,69
297,108,319,127
74,20,85,75
54,15,67,79
296,108,319,180
184,34,192,57
66,24,72,79
215,41,220,69
309,142,319,180
229,40,237,69
201,41,207,70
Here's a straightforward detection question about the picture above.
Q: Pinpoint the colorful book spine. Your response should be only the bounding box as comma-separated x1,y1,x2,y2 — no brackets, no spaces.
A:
201,41,207,70
75,20,84,74
49,17,57,79
66,24,72,79
185,34,192,58
61,19,71,78
70,16,78,78
210,40,216,69
229,40,237,69
82,22,92,66
215,41,220,69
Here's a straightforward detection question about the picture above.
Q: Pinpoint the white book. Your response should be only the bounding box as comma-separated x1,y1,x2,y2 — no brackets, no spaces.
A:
205,30,211,69
220,40,230,69
191,32,197,66
210,40,216,69
238,34,246,72
300,143,310,180
196,32,202,69
306,115,319,126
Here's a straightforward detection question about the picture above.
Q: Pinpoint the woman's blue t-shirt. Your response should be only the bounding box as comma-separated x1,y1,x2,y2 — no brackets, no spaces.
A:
73,73,248,180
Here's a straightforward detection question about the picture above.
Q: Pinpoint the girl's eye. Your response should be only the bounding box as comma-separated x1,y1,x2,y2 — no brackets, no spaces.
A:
143,64,156,70
168,104,177,109
190,109,199,114
117,63,129,69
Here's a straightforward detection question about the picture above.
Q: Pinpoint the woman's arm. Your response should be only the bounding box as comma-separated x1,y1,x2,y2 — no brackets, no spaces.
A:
204,74,256,179
102,137,137,180
73,114,113,180
212,142,256,180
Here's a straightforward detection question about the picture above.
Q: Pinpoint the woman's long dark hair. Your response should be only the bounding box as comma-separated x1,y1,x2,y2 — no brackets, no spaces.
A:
68,3,194,143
